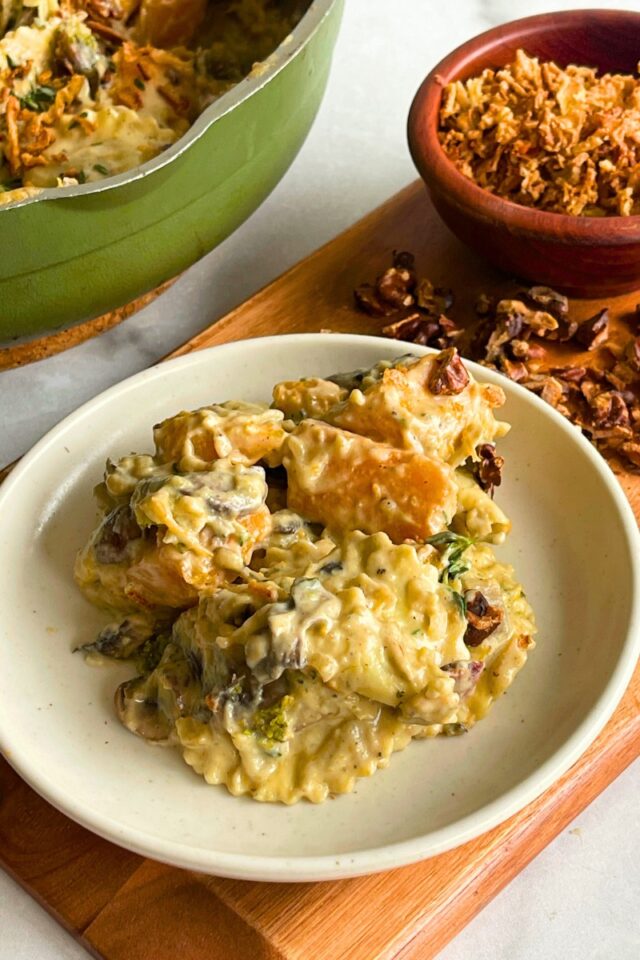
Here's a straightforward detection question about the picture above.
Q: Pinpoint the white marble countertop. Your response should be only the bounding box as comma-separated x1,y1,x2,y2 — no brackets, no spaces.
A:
1,1,639,957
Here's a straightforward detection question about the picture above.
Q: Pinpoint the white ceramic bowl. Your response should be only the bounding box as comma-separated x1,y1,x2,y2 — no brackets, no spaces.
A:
0,334,638,881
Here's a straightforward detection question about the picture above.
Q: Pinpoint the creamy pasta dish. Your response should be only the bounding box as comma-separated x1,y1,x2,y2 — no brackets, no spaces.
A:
75,349,536,803
0,0,305,204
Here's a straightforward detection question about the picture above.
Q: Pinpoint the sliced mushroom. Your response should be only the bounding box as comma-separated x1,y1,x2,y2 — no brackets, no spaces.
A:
115,677,173,742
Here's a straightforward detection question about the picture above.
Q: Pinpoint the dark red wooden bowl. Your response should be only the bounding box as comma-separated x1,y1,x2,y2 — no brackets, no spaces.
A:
408,9,640,297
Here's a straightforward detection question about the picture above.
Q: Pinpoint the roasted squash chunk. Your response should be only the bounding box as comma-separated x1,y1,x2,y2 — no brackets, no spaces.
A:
327,354,508,466
283,420,457,542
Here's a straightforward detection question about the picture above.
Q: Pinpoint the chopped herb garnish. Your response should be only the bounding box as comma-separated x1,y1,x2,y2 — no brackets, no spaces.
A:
134,77,145,91
76,170,87,184
425,531,472,549
426,531,476,585
20,84,56,113
93,163,109,176
6,54,16,69
447,556,470,581
450,590,467,617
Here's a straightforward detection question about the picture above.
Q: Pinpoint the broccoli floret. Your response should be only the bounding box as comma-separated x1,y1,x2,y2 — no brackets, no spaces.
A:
246,695,293,752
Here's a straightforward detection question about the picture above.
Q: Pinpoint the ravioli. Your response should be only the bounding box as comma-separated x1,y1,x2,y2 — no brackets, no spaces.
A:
75,348,537,803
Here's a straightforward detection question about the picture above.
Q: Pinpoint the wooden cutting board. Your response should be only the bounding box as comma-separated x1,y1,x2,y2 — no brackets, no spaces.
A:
2,180,639,960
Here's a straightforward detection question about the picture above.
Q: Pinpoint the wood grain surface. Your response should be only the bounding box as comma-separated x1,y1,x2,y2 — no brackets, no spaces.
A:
1,180,639,960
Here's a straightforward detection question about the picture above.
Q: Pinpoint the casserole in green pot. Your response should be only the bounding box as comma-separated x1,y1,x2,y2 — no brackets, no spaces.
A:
0,0,343,342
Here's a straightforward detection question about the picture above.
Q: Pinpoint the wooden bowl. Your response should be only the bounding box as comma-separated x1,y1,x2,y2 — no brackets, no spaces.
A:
407,9,640,297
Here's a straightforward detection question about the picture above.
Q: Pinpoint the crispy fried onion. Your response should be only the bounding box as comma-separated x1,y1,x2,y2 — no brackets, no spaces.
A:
2,75,86,175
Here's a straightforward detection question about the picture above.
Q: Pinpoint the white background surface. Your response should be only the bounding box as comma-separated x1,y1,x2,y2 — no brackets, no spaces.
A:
1,1,639,957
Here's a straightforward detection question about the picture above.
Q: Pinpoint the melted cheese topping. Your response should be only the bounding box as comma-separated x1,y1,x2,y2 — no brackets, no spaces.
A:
75,349,537,804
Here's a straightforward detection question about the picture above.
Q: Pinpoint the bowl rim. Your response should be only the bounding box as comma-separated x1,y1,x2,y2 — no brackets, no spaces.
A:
1,332,639,882
407,7,640,243
0,0,339,214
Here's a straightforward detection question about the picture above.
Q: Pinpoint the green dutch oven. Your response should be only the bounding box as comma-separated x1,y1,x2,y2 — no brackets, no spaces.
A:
0,0,343,343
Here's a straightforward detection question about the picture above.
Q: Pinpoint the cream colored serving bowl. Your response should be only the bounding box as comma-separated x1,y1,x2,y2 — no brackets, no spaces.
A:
0,334,638,881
